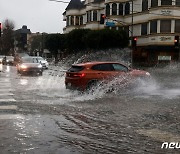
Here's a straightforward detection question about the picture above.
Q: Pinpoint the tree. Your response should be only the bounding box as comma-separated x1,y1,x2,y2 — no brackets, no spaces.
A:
0,19,15,55
66,29,91,51
45,34,66,60
44,29,129,59
30,35,43,56
85,29,129,49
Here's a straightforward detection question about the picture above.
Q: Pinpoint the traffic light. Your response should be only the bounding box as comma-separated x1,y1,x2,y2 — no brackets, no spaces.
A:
0,23,2,37
100,14,106,24
132,37,137,48
174,35,179,47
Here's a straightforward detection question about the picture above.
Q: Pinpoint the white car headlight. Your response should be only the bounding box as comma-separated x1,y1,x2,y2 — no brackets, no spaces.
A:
38,64,42,68
20,64,27,69
146,72,150,76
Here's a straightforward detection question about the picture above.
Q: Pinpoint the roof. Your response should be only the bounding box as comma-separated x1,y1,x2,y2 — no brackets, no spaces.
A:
65,0,104,11
73,61,125,67
66,0,84,10
63,11,66,15
93,0,104,3
15,25,31,34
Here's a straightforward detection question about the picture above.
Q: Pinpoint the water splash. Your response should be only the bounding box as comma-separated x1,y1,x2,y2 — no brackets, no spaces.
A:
18,49,180,102
55,48,131,68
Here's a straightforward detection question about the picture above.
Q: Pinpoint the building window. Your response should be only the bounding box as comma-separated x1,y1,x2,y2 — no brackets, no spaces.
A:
142,0,148,11
176,0,180,6
70,16,74,25
93,10,97,21
75,16,79,25
150,20,157,34
161,0,172,5
106,4,110,16
90,11,92,22
66,16,70,26
160,20,171,33
175,20,180,33
112,3,117,15
141,23,148,35
119,3,123,15
87,11,91,22
125,2,130,15
151,0,158,7
87,13,89,22
80,16,83,25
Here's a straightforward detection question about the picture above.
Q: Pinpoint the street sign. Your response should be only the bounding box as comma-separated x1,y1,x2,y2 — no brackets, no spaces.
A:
158,56,171,61
105,22,115,27
115,23,123,26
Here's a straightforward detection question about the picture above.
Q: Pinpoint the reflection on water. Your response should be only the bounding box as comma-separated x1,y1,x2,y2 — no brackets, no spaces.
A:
3,115,81,154
0,65,11,77
20,78,28,86
5,65,10,72
0,114,24,120
0,64,2,71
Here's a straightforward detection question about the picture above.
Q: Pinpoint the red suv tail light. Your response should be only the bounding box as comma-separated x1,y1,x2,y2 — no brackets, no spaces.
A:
66,73,86,78
73,73,85,77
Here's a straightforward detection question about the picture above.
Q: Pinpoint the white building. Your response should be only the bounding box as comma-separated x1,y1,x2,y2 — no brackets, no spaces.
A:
63,0,180,65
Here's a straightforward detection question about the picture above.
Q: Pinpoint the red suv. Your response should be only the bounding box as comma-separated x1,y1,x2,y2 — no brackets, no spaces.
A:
65,62,150,91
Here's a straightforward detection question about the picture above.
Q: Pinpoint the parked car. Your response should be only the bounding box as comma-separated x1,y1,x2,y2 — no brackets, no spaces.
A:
31,56,49,69
17,57,43,76
2,56,14,65
65,61,151,91
0,55,5,64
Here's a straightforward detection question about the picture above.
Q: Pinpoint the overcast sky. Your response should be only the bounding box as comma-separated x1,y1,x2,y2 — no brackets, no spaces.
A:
0,0,69,33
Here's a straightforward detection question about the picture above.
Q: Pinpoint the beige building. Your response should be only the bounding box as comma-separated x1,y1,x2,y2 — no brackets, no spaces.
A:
63,0,180,65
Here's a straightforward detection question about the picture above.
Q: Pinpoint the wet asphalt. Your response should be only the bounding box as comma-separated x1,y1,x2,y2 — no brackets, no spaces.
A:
0,64,180,154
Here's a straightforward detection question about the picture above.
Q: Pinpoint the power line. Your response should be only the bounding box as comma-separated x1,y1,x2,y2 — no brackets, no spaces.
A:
49,0,69,4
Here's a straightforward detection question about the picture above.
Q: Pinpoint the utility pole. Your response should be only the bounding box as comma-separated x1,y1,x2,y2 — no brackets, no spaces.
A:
131,0,134,68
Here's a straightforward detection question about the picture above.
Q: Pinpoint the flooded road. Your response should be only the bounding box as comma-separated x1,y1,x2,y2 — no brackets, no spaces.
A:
1,62,180,154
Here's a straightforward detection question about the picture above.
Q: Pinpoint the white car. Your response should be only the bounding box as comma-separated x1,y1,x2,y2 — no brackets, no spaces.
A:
4,56,14,65
31,56,49,69
0,55,5,63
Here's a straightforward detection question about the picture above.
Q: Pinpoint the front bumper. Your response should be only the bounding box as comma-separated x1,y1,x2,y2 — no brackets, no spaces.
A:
19,67,43,75
41,63,48,69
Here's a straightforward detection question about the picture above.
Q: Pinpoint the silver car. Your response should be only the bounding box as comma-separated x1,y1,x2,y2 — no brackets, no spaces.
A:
31,56,49,69
17,57,43,76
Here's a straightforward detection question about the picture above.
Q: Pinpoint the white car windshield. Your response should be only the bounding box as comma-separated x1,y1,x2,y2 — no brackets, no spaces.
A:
6,56,14,60
37,57,44,61
22,57,38,63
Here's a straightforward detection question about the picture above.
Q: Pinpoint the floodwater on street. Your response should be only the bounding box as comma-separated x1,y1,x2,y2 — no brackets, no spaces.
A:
1,51,180,154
